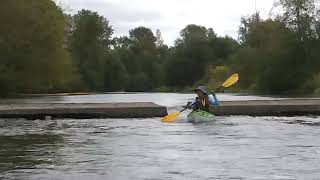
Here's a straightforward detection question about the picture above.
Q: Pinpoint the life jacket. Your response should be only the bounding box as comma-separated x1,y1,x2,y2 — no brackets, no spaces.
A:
193,96,210,112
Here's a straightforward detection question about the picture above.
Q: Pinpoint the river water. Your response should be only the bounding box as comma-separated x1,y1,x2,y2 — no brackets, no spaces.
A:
1,93,320,179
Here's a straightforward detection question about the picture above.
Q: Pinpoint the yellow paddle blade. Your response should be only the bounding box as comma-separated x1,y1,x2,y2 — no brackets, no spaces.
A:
222,74,239,88
162,112,181,123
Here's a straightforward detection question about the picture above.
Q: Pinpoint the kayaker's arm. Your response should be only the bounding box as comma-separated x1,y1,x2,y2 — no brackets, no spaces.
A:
209,94,220,106
187,99,198,109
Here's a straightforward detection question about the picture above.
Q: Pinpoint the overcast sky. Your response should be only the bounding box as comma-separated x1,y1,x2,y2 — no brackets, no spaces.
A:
64,0,276,45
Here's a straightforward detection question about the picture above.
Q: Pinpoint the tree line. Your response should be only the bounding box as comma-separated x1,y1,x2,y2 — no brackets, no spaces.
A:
1,0,320,96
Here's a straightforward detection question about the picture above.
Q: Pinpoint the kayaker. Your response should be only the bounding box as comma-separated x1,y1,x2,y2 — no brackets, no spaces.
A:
187,86,220,112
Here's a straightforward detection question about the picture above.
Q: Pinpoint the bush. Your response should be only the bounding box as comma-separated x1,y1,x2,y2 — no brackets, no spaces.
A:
206,65,231,90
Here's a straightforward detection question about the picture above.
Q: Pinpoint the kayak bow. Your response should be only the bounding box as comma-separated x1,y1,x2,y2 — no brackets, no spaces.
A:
187,110,215,123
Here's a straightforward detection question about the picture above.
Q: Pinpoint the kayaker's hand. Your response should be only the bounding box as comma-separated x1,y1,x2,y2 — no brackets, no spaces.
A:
186,102,192,109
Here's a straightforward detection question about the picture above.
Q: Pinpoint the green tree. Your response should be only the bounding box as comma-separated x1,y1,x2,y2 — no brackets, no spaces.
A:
238,13,261,44
69,9,113,91
279,0,318,41
233,19,308,94
0,0,75,95
116,26,164,91
104,52,128,91
205,65,231,90
229,47,260,90
166,25,220,87
129,26,157,52
209,36,239,64
155,29,164,47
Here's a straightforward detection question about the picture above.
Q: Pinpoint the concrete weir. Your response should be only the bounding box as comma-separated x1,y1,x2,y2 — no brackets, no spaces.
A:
0,102,168,119
1,99,320,119
211,99,320,116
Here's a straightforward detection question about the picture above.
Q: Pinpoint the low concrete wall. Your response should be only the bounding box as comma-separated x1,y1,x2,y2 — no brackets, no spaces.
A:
0,102,168,119
211,99,320,116
2,99,320,119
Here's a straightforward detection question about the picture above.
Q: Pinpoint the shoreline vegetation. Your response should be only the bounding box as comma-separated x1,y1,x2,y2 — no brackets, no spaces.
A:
1,0,320,98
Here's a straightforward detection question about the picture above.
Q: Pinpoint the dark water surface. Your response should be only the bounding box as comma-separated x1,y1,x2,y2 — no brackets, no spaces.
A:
1,93,320,179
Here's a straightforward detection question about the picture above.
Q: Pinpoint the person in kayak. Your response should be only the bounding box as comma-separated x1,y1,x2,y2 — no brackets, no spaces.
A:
187,86,220,112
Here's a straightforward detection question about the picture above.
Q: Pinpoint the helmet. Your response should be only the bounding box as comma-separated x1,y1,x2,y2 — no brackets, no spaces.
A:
194,86,211,95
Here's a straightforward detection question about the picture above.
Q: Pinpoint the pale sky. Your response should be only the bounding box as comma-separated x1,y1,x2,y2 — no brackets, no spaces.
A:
63,0,276,45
